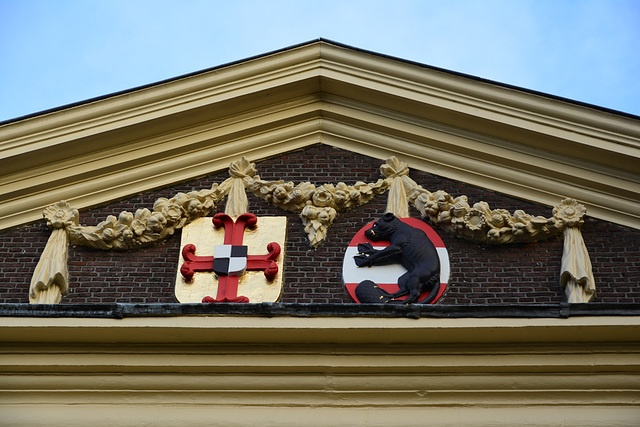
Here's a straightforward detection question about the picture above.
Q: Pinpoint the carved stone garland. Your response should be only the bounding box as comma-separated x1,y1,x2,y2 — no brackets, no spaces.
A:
29,156,595,304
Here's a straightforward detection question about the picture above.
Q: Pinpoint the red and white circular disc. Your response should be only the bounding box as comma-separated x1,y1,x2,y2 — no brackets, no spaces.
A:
342,217,449,304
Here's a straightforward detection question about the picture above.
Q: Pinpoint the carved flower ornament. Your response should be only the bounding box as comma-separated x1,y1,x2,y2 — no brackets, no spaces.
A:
312,184,335,207
553,198,586,227
464,208,487,231
43,201,79,229
131,209,151,236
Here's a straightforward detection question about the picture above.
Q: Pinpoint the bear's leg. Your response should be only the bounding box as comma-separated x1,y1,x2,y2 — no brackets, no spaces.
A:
404,279,424,303
400,275,423,304
384,271,413,300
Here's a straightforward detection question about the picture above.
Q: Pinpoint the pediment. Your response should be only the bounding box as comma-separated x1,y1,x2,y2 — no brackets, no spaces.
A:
1,39,639,231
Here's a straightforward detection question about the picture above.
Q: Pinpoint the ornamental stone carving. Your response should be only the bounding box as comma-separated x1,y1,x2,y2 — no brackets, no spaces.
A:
30,155,597,304
29,201,79,304
301,205,337,248
411,187,566,244
553,198,587,228
554,199,595,302
380,157,414,217
247,166,388,248
69,185,224,250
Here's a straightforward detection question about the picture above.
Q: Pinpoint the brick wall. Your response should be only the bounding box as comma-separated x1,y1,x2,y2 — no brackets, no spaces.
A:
1,145,638,304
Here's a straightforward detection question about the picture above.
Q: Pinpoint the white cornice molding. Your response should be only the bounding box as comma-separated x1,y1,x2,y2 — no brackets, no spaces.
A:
1,41,639,231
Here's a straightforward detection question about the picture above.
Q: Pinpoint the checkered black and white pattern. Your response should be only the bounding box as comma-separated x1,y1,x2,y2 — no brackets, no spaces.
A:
213,244,248,276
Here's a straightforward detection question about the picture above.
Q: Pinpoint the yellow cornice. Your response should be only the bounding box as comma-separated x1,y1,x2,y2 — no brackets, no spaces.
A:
2,314,639,345
1,41,639,231
1,315,639,425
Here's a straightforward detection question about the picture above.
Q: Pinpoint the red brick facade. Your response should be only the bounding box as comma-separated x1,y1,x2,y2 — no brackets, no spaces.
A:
1,145,638,304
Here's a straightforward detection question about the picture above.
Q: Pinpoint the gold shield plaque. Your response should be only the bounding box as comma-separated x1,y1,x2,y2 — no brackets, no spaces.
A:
175,216,286,303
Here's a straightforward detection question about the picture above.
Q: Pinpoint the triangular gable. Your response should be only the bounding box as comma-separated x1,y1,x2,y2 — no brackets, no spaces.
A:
1,39,639,232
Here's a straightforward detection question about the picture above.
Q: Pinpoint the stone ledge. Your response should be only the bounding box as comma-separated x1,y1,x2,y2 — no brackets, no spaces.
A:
2,302,639,319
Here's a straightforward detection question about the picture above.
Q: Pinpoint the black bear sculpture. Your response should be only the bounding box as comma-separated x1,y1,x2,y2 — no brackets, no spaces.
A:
353,213,440,304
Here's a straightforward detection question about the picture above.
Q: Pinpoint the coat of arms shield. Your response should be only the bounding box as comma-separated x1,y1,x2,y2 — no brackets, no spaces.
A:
175,214,287,303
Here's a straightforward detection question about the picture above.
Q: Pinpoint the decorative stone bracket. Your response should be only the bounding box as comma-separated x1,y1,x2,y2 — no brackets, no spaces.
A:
29,156,595,304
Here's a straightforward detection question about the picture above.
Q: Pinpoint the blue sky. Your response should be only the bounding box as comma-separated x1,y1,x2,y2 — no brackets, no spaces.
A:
1,0,639,122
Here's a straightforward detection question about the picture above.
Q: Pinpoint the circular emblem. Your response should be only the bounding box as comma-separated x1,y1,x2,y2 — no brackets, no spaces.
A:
342,217,449,304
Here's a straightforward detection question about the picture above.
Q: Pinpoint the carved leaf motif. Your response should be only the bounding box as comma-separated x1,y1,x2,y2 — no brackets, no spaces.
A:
64,183,224,250
411,186,574,244
301,205,337,248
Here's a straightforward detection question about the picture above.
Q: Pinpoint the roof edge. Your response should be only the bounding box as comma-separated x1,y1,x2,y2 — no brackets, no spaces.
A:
2,38,638,127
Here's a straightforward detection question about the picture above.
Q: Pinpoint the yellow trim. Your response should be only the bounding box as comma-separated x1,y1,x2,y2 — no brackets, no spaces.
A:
1,315,639,425
3,315,639,343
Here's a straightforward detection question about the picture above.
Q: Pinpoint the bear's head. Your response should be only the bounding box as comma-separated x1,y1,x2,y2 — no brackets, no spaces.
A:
364,212,400,242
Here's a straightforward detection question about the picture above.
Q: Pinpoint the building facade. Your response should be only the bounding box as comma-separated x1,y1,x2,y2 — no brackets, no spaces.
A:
1,40,639,425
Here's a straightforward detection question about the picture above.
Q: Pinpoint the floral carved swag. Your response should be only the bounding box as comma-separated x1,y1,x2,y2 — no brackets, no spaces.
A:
30,156,595,305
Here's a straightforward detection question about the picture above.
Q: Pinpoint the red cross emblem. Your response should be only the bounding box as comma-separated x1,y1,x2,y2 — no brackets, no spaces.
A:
180,213,281,303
